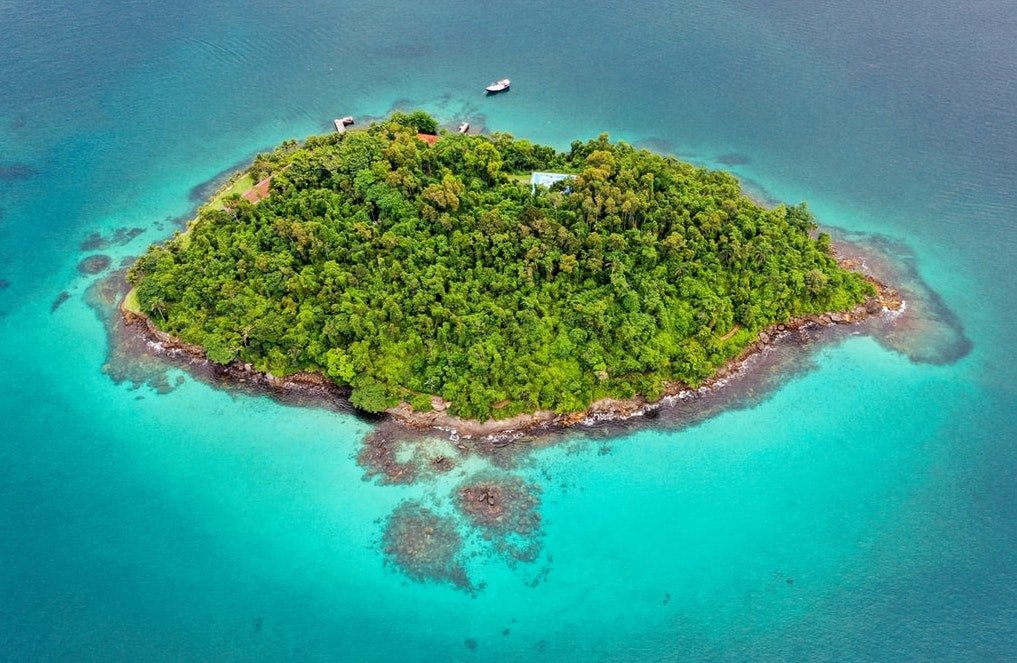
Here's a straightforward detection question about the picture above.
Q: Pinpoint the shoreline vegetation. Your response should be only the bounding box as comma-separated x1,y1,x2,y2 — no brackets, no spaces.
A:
123,111,903,437
121,266,901,438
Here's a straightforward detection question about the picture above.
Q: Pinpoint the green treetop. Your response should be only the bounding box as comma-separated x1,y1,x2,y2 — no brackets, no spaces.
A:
129,112,873,419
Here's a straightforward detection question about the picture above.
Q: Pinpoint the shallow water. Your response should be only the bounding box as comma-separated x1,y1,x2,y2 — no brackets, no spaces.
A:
1,1,1015,660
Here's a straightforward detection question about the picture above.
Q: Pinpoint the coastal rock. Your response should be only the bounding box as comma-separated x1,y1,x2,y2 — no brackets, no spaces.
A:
387,401,557,438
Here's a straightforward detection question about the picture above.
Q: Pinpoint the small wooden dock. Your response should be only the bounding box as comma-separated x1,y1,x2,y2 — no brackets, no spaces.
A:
333,116,354,133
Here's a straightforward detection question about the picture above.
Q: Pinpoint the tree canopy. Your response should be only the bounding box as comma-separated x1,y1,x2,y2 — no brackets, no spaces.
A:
129,113,873,419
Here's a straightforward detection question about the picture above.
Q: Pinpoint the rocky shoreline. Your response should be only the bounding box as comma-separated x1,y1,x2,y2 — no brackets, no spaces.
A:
121,261,903,441
120,307,354,403
384,266,902,438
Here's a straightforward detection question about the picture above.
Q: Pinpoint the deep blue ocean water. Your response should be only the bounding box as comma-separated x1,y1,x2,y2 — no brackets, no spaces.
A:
1,1,1015,660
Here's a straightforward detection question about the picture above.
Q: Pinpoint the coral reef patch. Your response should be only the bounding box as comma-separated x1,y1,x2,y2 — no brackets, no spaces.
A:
382,501,472,590
77,254,111,275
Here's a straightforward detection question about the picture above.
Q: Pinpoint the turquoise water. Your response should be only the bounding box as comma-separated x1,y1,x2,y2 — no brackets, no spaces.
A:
2,1,1015,659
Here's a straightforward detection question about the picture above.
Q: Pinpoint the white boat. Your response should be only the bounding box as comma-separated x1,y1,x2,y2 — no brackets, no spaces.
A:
485,79,511,94
458,122,470,134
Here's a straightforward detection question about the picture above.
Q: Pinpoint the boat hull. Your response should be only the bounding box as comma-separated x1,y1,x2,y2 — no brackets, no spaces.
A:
485,79,511,94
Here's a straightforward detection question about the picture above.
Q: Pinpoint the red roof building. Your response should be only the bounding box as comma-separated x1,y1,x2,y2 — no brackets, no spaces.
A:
242,176,272,203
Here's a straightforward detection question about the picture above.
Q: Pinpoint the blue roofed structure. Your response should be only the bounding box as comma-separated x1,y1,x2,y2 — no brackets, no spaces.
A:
530,171,573,195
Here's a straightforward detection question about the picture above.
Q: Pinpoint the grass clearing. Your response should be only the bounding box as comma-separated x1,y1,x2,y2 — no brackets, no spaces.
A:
211,173,254,209
122,287,141,314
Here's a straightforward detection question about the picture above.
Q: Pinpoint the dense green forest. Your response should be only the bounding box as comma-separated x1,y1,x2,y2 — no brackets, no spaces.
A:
129,112,873,419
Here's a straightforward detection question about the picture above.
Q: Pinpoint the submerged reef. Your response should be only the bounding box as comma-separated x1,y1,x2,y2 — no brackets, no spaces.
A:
380,472,546,591
50,291,70,313
382,502,472,590
80,227,145,251
457,473,544,565
0,162,38,180
77,254,111,275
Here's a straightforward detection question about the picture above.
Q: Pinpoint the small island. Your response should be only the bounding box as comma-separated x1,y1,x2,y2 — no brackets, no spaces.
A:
125,111,895,433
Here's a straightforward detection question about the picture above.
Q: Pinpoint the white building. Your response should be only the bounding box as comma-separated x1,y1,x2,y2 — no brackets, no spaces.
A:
530,171,573,195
